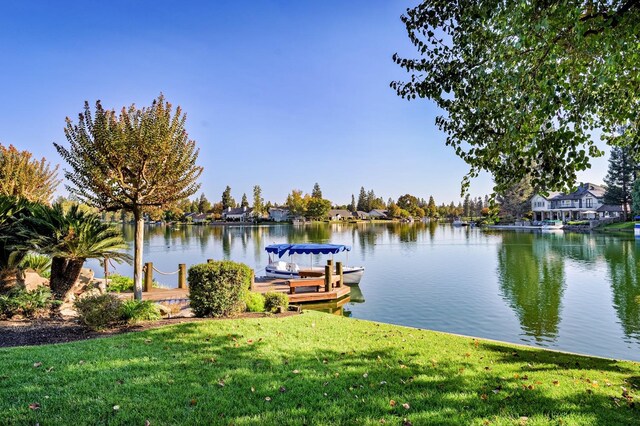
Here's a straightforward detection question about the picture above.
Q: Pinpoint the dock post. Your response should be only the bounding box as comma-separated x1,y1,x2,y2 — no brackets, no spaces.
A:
144,262,153,292
336,262,343,288
178,264,187,289
324,265,331,292
326,260,333,288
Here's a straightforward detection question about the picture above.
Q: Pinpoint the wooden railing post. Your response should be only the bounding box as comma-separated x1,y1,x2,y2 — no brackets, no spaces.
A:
336,262,343,288
324,265,331,292
144,262,153,292
178,264,187,289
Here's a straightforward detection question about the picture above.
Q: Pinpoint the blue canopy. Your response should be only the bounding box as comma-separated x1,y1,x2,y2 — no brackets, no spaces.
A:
265,243,351,258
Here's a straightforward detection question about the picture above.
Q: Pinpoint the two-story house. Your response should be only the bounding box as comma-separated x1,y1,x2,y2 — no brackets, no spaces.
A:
531,183,623,221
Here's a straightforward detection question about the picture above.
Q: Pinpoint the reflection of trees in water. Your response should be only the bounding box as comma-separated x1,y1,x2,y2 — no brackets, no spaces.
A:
603,239,640,341
497,232,566,341
546,232,603,265
385,223,427,243
428,221,437,240
287,223,332,243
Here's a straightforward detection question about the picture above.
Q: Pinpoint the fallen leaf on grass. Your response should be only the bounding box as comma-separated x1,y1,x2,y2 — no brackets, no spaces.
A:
46,367,54,373
292,369,300,374
113,405,120,410
28,403,40,410
402,403,410,410
480,393,488,401
33,362,42,368
363,373,368,378
190,399,197,406
251,387,255,392
265,397,271,402
218,380,225,387
402,419,413,426
389,399,397,407
279,386,287,393
552,380,560,386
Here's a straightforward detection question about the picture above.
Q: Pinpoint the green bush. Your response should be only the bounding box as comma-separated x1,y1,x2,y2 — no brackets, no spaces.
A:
20,254,52,278
120,300,161,323
0,286,57,319
263,292,289,313
244,292,265,312
188,261,252,317
107,274,159,292
74,293,123,330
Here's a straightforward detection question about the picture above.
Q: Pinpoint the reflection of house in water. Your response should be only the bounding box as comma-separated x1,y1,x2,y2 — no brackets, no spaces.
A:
497,232,566,341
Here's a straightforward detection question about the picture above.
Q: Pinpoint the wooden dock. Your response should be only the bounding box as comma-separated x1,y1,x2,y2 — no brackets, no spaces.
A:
115,277,350,304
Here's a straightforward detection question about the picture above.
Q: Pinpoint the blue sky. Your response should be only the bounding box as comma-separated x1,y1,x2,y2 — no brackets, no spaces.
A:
0,0,608,206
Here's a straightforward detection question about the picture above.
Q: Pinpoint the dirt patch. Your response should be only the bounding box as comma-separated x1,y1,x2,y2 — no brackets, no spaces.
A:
0,311,299,348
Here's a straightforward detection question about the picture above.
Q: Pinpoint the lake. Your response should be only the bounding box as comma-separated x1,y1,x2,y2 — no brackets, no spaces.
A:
86,222,640,361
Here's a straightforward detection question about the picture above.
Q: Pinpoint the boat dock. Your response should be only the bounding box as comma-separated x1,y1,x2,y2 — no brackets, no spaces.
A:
115,273,350,305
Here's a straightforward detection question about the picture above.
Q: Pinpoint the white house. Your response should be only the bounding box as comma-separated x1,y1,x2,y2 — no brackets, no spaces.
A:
191,213,209,224
268,207,290,222
531,183,623,221
222,206,253,221
355,211,370,219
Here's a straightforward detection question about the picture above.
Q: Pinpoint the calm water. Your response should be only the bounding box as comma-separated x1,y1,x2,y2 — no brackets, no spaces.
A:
87,223,640,361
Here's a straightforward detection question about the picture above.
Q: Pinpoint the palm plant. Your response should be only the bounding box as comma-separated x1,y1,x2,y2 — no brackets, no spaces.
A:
21,204,131,300
20,253,53,278
0,196,37,291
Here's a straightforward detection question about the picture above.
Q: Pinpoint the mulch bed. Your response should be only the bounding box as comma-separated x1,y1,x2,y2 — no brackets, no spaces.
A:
0,311,299,348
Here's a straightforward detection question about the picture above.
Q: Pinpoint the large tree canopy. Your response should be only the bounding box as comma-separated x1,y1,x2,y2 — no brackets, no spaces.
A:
392,0,640,193
0,144,59,204
55,95,203,299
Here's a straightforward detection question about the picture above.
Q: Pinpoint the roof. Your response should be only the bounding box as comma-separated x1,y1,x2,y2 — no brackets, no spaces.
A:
597,204,624,212
355,210,370,216
551,183,606,200
224,207,253,215
191,213,208,220
328,209,352,217
369,209,388,215
265,243,351,258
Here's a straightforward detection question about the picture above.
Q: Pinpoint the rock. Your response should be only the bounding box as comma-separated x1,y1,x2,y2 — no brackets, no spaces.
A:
22,271,49,292
157,303,172,316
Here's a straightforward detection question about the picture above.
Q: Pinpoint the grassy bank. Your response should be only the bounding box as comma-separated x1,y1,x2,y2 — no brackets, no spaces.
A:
1,312,638,425
597,221,636,232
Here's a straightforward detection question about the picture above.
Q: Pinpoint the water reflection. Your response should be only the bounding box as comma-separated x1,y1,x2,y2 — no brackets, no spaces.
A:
497,232,566,341
604,238,640,342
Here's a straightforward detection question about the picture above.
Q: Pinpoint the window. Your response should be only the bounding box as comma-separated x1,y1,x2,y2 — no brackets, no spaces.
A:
586,198,593,208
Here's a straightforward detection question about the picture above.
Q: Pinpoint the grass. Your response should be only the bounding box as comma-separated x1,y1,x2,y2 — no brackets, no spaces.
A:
597,221,636,232
1,312,639,425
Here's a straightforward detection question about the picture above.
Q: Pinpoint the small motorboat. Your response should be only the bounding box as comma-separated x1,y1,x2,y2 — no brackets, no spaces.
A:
264,243,365,284
452,218,468,227
541,219,564,230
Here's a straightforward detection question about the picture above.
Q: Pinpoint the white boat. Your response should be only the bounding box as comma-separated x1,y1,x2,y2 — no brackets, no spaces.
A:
264,243,365,284
541,219,564,230
452,218,468,226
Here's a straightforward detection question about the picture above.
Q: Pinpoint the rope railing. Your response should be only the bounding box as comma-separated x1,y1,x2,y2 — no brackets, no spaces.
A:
144,262,187,291
152,266,180,275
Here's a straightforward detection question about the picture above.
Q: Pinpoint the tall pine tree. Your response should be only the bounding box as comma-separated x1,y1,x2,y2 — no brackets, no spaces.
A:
604,146,638,220
311,183,322,199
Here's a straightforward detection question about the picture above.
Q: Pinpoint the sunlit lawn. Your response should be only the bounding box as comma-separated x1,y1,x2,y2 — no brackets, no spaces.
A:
1,311,639,425
599,221,635,231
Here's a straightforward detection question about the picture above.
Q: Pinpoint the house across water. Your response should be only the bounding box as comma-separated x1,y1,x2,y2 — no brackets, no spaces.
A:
530,182,625,222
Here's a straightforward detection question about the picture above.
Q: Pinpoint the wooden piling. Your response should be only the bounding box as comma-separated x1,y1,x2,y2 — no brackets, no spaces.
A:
144,262,153,292
336,261,343,288
178,264,187,289
324,265,331,292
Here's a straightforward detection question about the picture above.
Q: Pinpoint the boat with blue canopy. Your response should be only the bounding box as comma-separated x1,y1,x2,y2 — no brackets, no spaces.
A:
264,243,365,284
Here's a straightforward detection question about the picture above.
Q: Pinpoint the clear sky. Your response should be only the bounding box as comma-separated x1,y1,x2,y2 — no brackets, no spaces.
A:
0,0,609,206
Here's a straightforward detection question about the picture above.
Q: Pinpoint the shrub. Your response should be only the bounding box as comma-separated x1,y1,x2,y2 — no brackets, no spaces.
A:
244,292,265,312
263,292,289,313
188,261,252,317
120,300,161,323
107,274,159,292
74,293,123,330
20,254,52,278
0,286,57,319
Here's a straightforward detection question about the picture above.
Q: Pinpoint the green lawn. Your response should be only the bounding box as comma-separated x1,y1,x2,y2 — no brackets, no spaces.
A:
598,221,636,232
1,312,639,425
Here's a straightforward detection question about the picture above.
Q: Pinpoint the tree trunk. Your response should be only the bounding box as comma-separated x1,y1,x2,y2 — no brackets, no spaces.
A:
49,256,86,301
133,209,144,300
